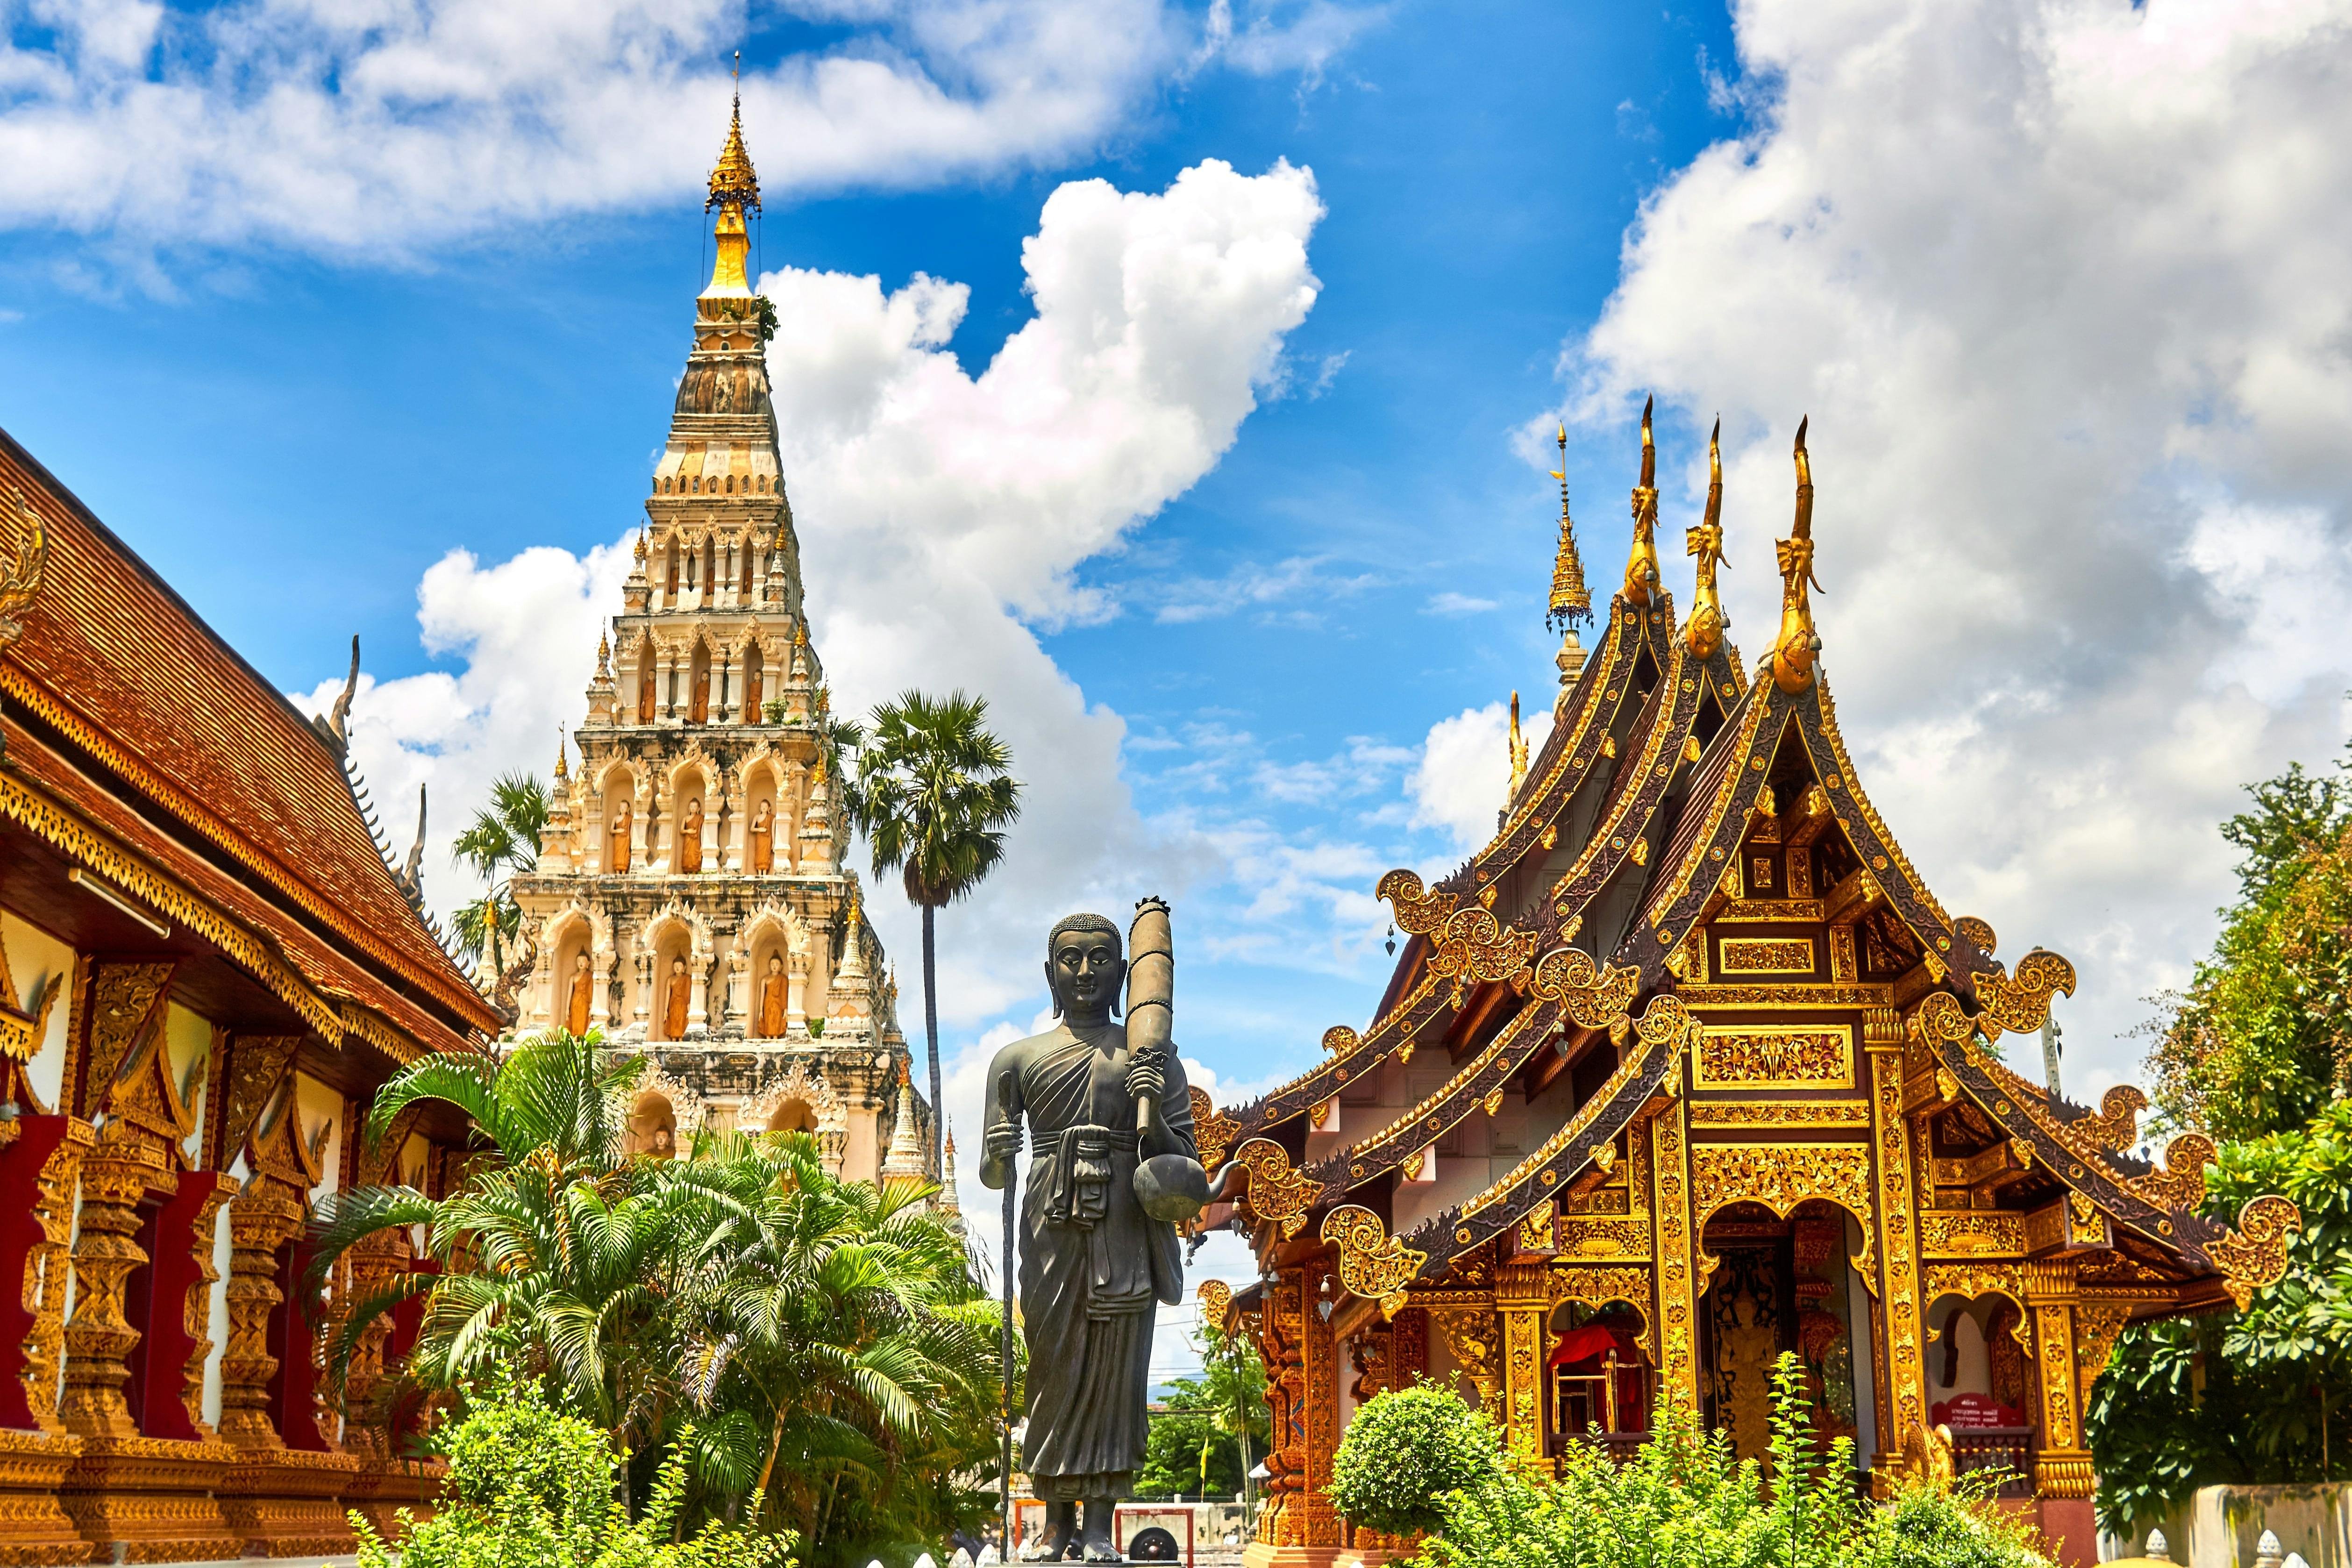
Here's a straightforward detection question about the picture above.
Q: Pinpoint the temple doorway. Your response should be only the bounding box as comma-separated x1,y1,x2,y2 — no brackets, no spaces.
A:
1696,1202,1872,1468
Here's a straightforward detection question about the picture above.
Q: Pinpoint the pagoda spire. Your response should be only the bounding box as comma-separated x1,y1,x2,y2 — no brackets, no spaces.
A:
1547,423,1591,694
702,55,762,299
1684,417,1729,660
882,1059,927,1186
1770,417,1823,693
1622,395,1661,607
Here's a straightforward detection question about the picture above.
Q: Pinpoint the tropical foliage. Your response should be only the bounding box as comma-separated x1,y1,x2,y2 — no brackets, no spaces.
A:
841,690,1022,1171
2145,755,2352,1138
1339,1356,2053,1568
450,771,550,977
355,1376,792,1568
311,1029,1005,1562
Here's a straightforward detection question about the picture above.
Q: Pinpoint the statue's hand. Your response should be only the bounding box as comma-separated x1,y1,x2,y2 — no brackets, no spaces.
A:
985,1120,1022,1164
1125,1055,1165,1105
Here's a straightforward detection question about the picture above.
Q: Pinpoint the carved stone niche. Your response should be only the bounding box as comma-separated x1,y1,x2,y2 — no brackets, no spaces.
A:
53,960,242,1564
215,1077,363,1559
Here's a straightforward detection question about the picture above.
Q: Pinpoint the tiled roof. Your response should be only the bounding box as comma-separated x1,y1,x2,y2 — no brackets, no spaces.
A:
0,426,498,1041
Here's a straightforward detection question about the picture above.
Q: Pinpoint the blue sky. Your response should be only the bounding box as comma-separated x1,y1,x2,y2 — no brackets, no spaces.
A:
7,0,2352,1306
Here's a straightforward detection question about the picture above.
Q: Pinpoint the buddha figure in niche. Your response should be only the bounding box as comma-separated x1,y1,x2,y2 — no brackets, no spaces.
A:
691,660,711,723
638,665,656,722
679,797,704,872
663,955,692,1040
748,798,774,873
759,952,790,1037
565,951,594,1035
609,798,632,873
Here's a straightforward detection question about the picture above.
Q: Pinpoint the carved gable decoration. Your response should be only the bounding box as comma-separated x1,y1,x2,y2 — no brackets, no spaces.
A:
217,1034,303,1168
77,959,175,1119
245,1080,324,1198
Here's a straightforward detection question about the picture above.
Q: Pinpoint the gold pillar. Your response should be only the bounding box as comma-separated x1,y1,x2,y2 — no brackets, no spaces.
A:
18,1119,93,1433
219,1179,303,1450
1497,1264,1550,1463
1651,1098,1699,1412
2026,1261,2095,1498
1868,1035,1925,1486
58,1124,171,1439
177,1174,236,1440
1300,1263,1343,1550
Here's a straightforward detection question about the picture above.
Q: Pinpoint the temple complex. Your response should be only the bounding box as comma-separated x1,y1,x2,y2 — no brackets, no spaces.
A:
0,428,503,1561
506,99,920,1183
1193,407,2301,1568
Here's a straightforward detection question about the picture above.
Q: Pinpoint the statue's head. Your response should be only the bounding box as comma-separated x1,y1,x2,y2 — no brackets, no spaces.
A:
768,954,783,974
688,796,702,813
1045,912,1124,1021
755,798,771,821
574,952,589,973
671,956,687,975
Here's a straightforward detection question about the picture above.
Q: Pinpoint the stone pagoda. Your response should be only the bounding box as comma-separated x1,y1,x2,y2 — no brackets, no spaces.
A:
509,96,919,1183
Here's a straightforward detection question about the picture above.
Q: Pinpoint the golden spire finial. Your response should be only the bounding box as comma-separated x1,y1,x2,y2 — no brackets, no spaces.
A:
1506,691,1529,802
1622,395,1661,608
1769,417,1822,694
1546,423,1590,633
1684,417,1730,660
702,60,761,297
555,727,569,780
596,630,612,678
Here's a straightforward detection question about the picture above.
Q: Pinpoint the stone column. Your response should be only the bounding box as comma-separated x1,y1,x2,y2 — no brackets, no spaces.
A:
591,941,616,1031
688,954,711,1036
219,1180,304,1449
177,1174,237,1440
19,1118,94,1432
786,948,810,1031
59,1125,172,1438
631,946,652,1029
338,1230,409,1460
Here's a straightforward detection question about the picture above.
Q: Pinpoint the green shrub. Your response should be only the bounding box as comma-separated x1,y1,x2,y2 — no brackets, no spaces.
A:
355,1381,795,1568
1328,1381,1505,1537
1412,1354,2051,1568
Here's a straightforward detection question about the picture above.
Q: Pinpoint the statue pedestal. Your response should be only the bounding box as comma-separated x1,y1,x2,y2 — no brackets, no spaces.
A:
1243,1545,1349,1568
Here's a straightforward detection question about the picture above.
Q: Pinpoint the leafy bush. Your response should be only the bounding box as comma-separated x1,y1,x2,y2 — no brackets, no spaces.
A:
1329,1381,1506,1537
355,1380,794,1568
1405,1354,2051,1568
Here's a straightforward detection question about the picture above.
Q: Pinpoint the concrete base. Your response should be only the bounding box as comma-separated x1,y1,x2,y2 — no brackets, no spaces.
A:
1240,1544,1349,1568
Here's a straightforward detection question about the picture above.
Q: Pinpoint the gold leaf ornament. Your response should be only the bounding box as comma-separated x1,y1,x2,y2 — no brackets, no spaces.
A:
1528,947,1639,1030
1974,947,2079,1038
2210,1194,2302,1311
1231,1137,1316,1240
1322,1204,1428,1318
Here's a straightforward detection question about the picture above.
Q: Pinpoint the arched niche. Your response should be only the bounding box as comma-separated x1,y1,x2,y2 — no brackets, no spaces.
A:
669,764,710,874
741,642,766,721
662,536,682,606
741,758,784,874
547,911,595,1034
688,641,713,725
647,924,697,1042
628,1091,680,1160
766,1098,817,1135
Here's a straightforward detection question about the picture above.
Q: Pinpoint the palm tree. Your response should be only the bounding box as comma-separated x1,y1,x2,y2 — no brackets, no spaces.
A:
841,692,1021,1174
451,771,550,978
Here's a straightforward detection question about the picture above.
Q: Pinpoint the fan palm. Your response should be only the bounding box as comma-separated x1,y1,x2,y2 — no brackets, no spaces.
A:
841,691,1021,1174
451,772,550,976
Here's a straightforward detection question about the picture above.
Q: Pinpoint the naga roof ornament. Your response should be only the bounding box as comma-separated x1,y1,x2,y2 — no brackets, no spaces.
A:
1684,417,1729,660
1770,416,1823,694
1622,395,1661,607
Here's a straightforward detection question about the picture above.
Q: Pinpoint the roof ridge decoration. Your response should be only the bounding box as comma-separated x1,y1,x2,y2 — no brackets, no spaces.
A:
1377,868,1538,1005
1771,417,1823,694
706,64,762,215
1549,424,1592,691
1685,419,1728,660
1623,396,1661,607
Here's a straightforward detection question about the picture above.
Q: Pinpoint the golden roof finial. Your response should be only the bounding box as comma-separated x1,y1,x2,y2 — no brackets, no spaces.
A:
1623,395,1661,608
633,528,649,563
1684,416,1730,660
596,630,612,678
1507,690,1529,803
1770,417,1823,694
555,727,569,780
1546,423,1591,633
702,59,761,297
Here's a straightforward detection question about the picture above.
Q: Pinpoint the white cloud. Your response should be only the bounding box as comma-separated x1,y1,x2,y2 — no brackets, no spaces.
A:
1151,554,1378,624
308,158,1327,1041
0,0,1373,259
1422,591,1497,616
1409,699,1554,854
1560,0,2352,1095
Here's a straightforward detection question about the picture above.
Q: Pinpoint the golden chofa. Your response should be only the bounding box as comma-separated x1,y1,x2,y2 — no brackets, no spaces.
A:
1684,416,1728,660
1770,416,1822,694
1622,394,1662,606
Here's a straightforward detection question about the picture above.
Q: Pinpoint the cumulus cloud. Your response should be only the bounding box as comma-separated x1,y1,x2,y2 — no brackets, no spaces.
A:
308,158,1327,1042
1559,0,2352,1099
0,0,1371,258
1410,699,1554,854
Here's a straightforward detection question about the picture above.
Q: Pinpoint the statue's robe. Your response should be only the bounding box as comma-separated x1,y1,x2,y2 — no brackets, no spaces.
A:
610,807,632,873
749,812,774,873
679,807,704,872
984,1023,1194,1501
566,969,593,1035
759,973,789,1037
664,971,691,1039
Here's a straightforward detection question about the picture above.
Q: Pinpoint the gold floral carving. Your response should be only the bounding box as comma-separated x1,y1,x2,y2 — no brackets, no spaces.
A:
79,962,174,1119
2073,1303,2133,1389
1190,1087,1239,1169
17,1118,93,1434
2025,1262,2091,1497
1974,949,2079,1038
1695,1024,1854,1090
0,487,50,650
0,957,61,1064
1549,1266,1654,1361
1322,1205,1427,1318
1917,1211,2024,1258
1232,1138,1315,1240
1922,1264,2033,1353
1718,938,1814,976
1527,947,1639,1028
2209,1195,2302,1311
1502,1302,1545,1457
59,1120,171,1437
1690,1102,1869,1128
1653,1099,1698,1411
1377,870,1458,936
1431,1308,1502,1422
1197,1278,1233,1333
1423,905,1540,1002
1689,1143,1876,1278
218,1035,304,1171
1554,1215,1652,1261
2068,1084,2147,1151
1871,1051,1927,1466
2131,1132,2215,1211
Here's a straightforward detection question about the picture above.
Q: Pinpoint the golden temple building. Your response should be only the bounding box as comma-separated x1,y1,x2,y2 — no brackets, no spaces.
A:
1192,407,2300,1568
508,95,921,1181
0,428,502,1561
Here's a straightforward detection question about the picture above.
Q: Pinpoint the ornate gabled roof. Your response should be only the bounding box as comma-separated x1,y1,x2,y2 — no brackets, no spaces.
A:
1221,413,2298,1322
0,427,499,1044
